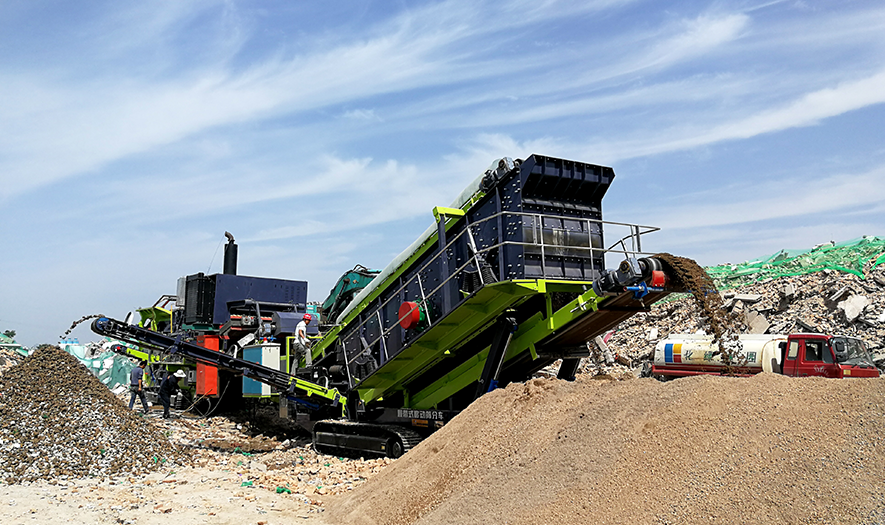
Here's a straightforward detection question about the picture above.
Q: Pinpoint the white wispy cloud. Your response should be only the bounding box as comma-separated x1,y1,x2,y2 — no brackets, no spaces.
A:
621,162,885,231
590,69,885,161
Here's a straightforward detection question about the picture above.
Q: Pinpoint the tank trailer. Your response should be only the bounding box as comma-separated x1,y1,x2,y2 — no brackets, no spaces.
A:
653,333,880,379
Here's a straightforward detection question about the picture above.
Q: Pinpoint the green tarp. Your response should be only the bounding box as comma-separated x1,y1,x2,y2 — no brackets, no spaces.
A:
58,341,135,390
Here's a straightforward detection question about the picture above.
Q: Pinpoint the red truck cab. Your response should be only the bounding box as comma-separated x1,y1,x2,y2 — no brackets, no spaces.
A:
780,333,879,378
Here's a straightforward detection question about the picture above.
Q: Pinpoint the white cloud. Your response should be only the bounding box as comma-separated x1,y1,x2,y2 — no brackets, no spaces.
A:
625,163,885,230
342,109,381,121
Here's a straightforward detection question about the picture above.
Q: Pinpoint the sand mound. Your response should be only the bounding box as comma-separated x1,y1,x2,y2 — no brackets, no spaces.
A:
0,346,183,483
327,374,885,525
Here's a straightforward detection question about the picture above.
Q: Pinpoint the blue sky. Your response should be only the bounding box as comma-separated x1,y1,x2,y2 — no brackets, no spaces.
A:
2,0,884,347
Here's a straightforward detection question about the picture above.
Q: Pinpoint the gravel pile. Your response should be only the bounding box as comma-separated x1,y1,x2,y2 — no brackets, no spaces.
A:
0,346,183,484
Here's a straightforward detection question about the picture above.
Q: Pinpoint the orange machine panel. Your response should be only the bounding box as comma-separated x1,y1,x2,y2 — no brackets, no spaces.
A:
195,335,220,396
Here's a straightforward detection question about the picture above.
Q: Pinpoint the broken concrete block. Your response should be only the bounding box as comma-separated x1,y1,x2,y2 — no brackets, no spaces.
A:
837,295,870,323
829,286,851,303
879,309,885,323
780,284,796,300
646,327,659,341
795,318,819,333
733,294,762,304
858,317,877,328
746,312,770,334
616,354,631,366
594,336,614,365
732,300,745,314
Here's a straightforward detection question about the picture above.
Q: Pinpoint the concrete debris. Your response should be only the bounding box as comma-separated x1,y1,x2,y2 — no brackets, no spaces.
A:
828,286,852,304
837,295,870,323
574,264,885,377
780,283,796,300
744,310,770,334
594,336,614,365
0,346,21,377
646,327,659,341
733,293,763,304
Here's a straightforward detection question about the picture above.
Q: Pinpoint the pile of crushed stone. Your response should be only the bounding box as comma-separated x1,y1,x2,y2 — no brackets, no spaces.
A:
327,373,885,525
0,346,183,484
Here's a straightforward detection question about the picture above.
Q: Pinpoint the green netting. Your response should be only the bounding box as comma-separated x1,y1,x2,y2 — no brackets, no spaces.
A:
706,235,885,289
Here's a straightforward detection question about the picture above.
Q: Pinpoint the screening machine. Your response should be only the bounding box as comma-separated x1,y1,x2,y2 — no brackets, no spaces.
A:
303,154,677,456
94,154,680,458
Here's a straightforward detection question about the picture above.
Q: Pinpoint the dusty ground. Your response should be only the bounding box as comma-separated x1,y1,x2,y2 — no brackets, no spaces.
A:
0,410,386,525
0,466,320,524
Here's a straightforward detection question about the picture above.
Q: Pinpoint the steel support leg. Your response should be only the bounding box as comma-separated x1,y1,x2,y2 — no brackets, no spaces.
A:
557,358,581,381
475,317,518,399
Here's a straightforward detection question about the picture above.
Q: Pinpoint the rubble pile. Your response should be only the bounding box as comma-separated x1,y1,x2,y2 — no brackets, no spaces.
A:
581,263,885,376
153,416,391,499
0,346,183,483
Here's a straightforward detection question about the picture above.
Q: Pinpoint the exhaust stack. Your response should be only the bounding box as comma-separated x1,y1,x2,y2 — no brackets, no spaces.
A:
223,231,238,275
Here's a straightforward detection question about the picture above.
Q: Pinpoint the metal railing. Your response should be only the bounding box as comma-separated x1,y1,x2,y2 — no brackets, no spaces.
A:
344,211,660,372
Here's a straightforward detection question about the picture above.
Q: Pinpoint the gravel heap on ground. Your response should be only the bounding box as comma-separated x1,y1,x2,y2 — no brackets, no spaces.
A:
0,346,184,483
580,264,885,377
327,373,885,525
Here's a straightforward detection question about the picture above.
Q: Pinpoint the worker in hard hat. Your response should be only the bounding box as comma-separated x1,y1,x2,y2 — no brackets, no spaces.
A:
291,313,313,372
158,369,187,419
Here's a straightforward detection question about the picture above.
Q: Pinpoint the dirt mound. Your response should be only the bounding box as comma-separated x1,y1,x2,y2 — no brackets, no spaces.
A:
0,346,183,483
327,374,885,525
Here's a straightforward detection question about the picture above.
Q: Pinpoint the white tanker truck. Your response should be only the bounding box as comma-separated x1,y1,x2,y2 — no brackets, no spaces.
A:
652,332,879,379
